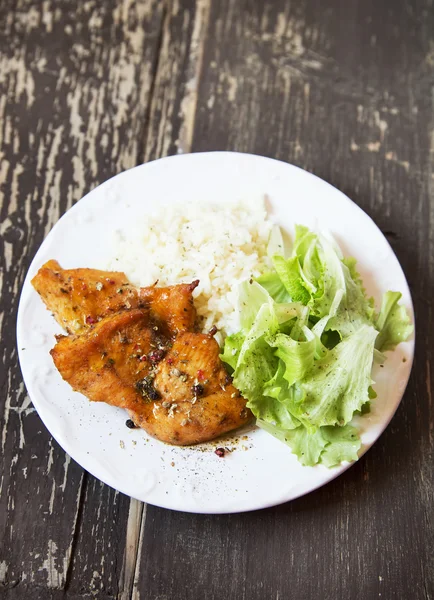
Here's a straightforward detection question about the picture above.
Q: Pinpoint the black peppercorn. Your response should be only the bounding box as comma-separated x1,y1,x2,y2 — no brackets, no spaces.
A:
191,383,205,397
135,376,161,401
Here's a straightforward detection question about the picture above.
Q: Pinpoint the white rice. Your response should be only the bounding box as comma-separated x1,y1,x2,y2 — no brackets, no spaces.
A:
108,199,273,336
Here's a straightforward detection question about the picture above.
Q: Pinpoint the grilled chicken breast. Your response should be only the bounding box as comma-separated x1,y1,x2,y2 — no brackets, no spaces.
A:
51,309,157,408
140,281,198,335
131,332,250,444
31,260,198,335
32,260,137,333
51,310,251,445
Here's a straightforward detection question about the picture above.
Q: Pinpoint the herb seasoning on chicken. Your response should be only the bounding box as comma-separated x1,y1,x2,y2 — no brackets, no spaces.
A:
33,262,252,445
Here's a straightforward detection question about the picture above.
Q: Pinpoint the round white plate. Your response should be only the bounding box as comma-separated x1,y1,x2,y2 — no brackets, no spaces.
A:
17,152,414,514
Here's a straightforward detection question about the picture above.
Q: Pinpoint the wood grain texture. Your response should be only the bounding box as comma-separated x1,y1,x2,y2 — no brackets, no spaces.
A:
0,0,164,596
1,0,433,599
143,0,210,162
136,1,434,599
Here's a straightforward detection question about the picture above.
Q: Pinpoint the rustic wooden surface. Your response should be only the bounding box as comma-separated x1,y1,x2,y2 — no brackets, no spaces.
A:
0,0,433,598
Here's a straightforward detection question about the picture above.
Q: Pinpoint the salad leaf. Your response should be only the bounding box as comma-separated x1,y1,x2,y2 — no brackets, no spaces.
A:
290,324,378,427
223,224,413,468
280,227,375,337
302,232,345,318
257,420,361,467
267,224,286,259
258,420,328,466
268,329,316,388
325,257,375,338
311,288,344,339
256,271,291,303
234,337,278,404
219,331,244,370
262,361,291,401
238,280,271,330
342,256,364,288
251,395,300,432
272,255,312,304
375,291,413,352
232,302,279,402
305,233,374,335
320,425,361,467
237,301,279,364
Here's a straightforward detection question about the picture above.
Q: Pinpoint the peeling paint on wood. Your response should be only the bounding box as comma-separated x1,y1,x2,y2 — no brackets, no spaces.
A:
138,1,434,599
144,0,208,162
119,500,146,600
1,0,433,599
0,0,164,595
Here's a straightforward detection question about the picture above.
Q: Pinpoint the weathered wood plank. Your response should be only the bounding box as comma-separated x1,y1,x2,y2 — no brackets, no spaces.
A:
2,586,67,600
129,5,211,595
66,481,131,599
0,0,164,595
135,0,434,599
1,0,433,599
118,500,146,600
143,0,211,162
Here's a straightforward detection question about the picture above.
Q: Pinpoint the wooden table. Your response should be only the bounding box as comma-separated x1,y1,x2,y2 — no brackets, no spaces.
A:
1,1,433,598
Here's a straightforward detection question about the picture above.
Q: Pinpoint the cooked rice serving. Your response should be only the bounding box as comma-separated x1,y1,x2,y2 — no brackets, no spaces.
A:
109,199,273,336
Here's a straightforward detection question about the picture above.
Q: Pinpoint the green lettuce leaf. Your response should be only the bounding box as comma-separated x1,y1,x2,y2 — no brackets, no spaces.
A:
291,324,378,427
238,280,271,330
257,420,361,467
290,229,375,337
251,394,299,432
255,271,291,303
267,329,316,387
262,360,287,400
234,337,278,403
375,291,413,352
220,223,413,469
325,257,375,337
303,233,345,318
292,225,325,297
258,420,328,466
320,425,361,467
306,235,374,336
272,255,312,304
219,332,244,370
267,224,286,259
273,302,305,325
232,302,280,402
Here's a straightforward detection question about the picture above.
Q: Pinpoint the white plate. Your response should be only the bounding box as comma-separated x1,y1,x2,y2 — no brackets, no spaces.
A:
17,152,414,514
